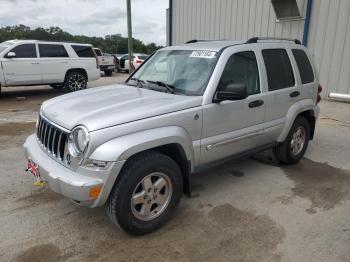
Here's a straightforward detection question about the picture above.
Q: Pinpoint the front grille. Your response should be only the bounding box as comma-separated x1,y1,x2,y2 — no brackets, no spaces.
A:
36,115,69,161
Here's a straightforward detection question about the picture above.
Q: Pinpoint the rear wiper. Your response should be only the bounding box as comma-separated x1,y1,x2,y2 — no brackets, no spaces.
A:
129,77,145,87
146,80,175,94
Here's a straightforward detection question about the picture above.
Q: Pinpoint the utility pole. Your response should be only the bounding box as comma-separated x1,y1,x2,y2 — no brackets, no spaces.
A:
126,0,133,74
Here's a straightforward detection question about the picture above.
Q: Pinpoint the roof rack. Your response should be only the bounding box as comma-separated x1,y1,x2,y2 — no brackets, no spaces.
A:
246,37,301,45
185,39,208,44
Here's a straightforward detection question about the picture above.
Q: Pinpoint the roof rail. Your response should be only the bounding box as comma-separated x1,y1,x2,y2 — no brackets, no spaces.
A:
246,37,301,45
185,39,207,44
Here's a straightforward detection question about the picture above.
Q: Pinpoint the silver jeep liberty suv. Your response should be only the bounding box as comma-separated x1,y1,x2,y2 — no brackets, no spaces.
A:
24,37,321,235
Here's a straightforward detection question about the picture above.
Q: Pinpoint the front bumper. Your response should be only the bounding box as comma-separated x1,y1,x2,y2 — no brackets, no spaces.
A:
23,134,125,207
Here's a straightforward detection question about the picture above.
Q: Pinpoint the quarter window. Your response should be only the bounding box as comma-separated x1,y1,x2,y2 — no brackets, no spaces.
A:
72,45,95,57
292,49,314,84
39,44,69,58
218,51,260,96
94,49,102,56
262,49,295,91
7,44,37,58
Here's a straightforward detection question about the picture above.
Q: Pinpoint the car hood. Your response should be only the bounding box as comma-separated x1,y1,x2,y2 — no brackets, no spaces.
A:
41,84,202,131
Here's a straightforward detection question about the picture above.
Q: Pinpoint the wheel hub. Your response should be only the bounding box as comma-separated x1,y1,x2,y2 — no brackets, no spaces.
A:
290,126,306,156
131,172,173,221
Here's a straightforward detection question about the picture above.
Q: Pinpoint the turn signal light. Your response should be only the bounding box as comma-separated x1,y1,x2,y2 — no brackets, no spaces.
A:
89,186,102,198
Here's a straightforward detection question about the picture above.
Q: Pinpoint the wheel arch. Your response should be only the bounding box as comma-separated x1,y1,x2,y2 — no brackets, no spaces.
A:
277,99,317,142
89,127,195,197
65,68,88,81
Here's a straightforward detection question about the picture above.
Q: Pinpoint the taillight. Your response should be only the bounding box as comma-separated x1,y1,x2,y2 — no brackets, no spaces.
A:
135,59,143,64
92,48,100,69
96,57,100,68
316,84,322,104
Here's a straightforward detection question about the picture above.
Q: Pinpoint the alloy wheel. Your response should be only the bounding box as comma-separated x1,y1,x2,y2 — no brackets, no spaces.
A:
131,172,173,221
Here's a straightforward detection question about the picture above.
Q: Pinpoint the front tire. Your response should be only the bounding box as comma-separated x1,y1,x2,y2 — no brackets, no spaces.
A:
105,151,183,235
64,71,87,92
273,116,310,165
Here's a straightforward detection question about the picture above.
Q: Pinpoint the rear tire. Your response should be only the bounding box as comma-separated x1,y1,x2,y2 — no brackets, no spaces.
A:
64,71,87,92
273,116,310,165
105,151,183,235
104,70,113,77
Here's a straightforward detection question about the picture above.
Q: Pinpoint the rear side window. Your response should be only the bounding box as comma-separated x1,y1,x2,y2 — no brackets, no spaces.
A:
94,49,102,56
218,51,260,96
262,49,295,91
39,44,69,58
8,44,36,58
292,49,314,84
72,45,95,57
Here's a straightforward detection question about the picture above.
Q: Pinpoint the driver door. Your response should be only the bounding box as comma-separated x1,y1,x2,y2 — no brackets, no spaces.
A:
2,43,42,86
200,48,269,165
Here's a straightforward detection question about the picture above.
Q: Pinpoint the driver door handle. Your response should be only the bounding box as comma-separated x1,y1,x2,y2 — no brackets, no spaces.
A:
290,91,300,97
249,100,264,108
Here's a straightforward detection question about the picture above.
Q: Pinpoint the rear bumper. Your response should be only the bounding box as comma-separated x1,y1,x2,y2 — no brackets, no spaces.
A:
99,65,115,71
23,134,125,207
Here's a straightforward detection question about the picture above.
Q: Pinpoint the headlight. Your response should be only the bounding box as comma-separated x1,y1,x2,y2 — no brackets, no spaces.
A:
68,126,89,157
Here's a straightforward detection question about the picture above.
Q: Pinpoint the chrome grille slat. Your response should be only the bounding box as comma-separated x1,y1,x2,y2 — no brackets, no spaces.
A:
47,126,52,152
40,120,45,143
51,129,57,156
43,123,48,148
36,115,69,163
57,132,63,160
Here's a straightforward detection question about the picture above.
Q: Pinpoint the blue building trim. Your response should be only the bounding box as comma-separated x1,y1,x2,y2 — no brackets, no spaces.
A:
302,0,313,46
169,0,173,46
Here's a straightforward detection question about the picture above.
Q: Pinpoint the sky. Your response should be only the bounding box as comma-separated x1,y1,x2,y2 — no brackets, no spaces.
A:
0,0,169,45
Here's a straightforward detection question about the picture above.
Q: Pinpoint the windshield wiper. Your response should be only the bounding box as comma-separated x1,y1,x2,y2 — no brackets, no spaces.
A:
129,77,145,88
146,80,175,94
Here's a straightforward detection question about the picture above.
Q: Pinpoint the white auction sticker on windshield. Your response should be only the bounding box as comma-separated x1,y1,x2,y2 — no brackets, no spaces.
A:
190,51,216,59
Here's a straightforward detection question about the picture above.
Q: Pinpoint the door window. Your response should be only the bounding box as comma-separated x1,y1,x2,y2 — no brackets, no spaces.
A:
7,44,37,58
262,49,295,91
39,44,69,58
218,51,260,95
292,49,314,84
72,45,95,57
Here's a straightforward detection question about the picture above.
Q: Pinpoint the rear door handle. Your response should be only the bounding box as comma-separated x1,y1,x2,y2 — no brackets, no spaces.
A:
249,100,264,108
290,91,300,97
30,62,39,65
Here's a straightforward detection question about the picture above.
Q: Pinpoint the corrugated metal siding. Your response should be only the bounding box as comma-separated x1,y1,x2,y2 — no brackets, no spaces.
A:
307,0,350,96
172,0,306,44
171,0,350,95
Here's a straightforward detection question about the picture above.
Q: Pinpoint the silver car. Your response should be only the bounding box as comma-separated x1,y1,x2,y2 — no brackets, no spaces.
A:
24,37,321,235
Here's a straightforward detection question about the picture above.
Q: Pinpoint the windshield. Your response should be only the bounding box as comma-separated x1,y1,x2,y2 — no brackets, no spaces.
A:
129,50,219,95
0,41,15,54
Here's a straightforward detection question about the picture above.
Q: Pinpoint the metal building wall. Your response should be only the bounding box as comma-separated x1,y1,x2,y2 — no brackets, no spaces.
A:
172,0,306,45
307,0,350,96
171,0,350,96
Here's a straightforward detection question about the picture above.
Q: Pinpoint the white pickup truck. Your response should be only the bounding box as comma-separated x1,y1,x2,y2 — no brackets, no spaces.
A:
93,48,116,76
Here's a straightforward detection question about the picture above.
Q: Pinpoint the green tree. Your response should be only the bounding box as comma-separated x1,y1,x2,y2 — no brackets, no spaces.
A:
0,25,163,54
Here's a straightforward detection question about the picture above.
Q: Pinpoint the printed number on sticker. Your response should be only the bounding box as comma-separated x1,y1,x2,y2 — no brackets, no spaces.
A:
190,51,216,59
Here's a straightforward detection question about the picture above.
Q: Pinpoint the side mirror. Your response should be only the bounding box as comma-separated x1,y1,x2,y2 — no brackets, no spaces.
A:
213,84,248,102
6,52,16,58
